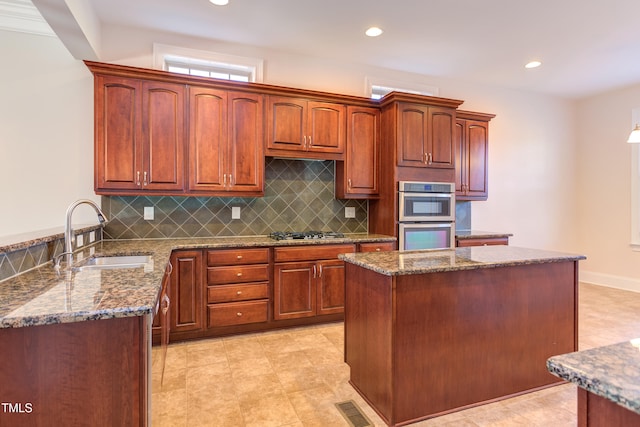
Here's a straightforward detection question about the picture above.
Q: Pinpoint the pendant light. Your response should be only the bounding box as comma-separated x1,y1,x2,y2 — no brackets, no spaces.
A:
628,124,640,143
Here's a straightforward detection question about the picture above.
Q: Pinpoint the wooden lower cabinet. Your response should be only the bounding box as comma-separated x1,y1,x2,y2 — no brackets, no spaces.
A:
169,250,204,340
1,316,149,426
206,248,270,329
166,242,387,341
273,244,355,320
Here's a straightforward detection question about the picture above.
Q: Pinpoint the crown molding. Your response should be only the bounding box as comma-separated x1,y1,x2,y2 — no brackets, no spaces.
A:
0,0,54,36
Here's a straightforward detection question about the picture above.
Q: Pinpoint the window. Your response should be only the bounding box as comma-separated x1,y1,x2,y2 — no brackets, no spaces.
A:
366,77,439,100
153,43,263,83
632,109,640,250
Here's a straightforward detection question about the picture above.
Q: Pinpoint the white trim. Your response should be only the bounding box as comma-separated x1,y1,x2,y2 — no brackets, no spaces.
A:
0,0,54,36
365,75,439,98
153,43,264,83
631,109,640,248
581,270,640,293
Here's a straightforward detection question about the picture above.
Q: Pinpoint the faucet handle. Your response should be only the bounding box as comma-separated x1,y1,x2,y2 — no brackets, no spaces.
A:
53,251,74,270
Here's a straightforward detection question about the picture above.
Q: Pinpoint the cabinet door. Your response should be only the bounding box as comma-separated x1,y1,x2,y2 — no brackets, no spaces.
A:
170,251,204,334
454,119,467,194
266,96,306,151
94,76,143,191
141,81,186,191
228,92,264,193
337,106,380,198
316,259,346,315
428,107,456,168
188,87,227,192
466,120,489,198
397,103,428,167
273,262,316,320
307,101,345,154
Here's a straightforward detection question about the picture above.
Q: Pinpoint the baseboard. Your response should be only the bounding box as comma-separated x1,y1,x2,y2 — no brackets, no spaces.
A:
580,270,640,293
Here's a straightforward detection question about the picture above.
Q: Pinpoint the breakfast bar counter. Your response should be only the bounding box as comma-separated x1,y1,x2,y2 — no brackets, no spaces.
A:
340,246,585,426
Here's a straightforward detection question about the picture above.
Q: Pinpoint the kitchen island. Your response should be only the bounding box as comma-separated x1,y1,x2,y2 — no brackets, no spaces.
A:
340,245,585,426
547,340,640,426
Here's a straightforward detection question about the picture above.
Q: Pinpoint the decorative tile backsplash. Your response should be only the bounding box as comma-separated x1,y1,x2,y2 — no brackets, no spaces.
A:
102,158,368,239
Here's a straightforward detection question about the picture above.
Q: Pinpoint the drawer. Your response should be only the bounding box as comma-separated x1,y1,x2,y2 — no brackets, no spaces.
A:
207,283,269,304
456,237,509,247
207,264,269,285
208,300,268,327
274,244,355,262
207,248,269,266
358,242,395,252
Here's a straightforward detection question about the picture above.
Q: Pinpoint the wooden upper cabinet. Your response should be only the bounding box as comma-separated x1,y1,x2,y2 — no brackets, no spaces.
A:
266,95,346,160
188,88,264,195
397,102,456,169
336,106,380,198
94,75,185,194
455,110,495,201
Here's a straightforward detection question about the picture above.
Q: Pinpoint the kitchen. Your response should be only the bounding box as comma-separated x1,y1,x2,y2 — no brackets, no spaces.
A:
2,0,640,426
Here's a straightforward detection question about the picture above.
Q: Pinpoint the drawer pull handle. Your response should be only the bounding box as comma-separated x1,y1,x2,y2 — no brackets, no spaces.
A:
237,272,242,277
236,312,243,317
236,291,242,295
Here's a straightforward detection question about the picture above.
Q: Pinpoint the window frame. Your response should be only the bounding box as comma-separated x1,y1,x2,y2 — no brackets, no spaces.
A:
153,43,264,83
365,76,439,99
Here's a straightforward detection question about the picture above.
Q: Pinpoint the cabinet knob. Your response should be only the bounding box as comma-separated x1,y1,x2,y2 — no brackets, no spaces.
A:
237,255,243,260
236,312,243,317
237,272,243,277
236,290,242,295
376,248,381,252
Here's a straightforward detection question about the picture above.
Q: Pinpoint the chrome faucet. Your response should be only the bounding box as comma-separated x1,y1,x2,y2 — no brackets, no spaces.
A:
54,199,108,269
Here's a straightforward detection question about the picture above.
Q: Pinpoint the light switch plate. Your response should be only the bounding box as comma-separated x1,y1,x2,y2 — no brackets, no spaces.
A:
144,206,154,220
231,206,241,220
345,207,356,218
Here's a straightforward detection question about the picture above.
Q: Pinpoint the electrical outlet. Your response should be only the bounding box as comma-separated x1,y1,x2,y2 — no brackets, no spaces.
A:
144,206,154,220
231,206,241,220
345,207,356,218
76,234,84,248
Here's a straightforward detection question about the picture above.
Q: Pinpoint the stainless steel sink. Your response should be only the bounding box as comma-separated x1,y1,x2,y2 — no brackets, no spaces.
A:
73,255,152,271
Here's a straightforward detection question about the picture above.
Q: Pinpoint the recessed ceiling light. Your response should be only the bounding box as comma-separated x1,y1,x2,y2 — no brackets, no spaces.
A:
365,27,383,37
525,60,542,69
209,0,229,5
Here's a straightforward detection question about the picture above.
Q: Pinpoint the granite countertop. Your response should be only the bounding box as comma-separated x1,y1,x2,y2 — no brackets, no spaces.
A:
0,233,393,329
547,340,640,415
339,245,586,276
455,230,513,239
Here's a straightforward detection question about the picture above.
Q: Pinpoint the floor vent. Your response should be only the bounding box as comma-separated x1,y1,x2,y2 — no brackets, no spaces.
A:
335,400,373,427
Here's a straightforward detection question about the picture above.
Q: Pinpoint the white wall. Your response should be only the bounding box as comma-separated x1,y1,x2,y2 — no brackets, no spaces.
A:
0,29,99,239
576,85,640,290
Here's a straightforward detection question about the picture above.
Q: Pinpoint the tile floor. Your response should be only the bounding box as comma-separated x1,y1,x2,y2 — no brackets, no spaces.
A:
151,283,640,426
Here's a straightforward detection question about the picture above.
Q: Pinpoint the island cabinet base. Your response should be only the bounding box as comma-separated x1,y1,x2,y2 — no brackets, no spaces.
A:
344,261,579,426
0,316,149,427
578,388,640,426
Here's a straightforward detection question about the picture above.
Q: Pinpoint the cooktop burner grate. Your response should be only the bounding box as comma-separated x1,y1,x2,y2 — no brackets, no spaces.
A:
269,231,345,241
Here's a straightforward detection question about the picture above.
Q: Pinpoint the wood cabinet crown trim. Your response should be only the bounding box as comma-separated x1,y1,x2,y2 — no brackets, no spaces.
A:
85,60,376,108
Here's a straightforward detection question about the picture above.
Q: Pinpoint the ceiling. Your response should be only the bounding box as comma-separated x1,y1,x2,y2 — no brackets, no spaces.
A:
25,0,640,99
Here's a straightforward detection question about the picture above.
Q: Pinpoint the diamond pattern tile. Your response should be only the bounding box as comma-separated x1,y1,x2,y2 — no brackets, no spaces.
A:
102,159,368,239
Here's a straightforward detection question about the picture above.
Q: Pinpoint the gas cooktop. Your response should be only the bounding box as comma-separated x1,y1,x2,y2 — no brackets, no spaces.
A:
269,231,345,241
